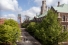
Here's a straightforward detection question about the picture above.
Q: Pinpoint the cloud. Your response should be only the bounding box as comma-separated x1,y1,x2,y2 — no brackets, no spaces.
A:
0,0,22,22
1,14,17,21
34,0,68,6
21,0,68,19
21,7,40,18
0,0,68,22
0,0,22,12
61,0,68,4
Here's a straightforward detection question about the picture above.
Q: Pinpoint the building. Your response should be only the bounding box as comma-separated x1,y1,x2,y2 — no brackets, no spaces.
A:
40,0,47,15
51,2,68,30
18,14,21,27
0,18,5,25
29,0,68,30
30,0,47,23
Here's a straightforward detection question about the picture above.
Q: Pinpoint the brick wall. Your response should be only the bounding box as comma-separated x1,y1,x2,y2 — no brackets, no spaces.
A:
0,18,5,25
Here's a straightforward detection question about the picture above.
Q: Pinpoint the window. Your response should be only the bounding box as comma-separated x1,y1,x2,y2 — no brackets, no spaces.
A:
62,15,65,21
62,25,66,31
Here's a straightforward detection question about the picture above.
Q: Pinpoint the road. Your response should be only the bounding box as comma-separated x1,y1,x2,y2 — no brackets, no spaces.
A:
16,28,42,45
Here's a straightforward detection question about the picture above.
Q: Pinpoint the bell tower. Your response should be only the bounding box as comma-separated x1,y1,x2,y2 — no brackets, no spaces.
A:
40,0,47,15
18,14,21,27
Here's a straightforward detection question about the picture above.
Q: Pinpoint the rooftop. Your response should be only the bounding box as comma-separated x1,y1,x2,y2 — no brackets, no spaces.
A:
53,4,68,13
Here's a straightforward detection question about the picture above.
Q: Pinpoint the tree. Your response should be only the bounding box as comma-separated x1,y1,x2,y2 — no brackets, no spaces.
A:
40,9,68,45
4,19,19,27
27,10,68,45
27,9,68,45
0,19,21,45
27,22,36,35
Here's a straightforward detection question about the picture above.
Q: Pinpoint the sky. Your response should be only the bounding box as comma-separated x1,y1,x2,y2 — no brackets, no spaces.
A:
0,0,68,22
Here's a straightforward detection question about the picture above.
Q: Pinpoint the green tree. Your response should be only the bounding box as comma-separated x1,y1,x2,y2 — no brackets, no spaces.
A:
27,9,68,45
27,22,36,35
40,9,68,45
0,19,21,45
4,19,19,27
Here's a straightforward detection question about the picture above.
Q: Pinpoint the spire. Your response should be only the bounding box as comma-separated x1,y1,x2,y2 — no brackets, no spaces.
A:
40,0,47,15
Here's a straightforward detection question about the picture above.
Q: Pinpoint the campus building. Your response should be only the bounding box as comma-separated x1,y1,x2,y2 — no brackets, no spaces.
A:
51,2,68,30
29,0,68,30
18,14,21,27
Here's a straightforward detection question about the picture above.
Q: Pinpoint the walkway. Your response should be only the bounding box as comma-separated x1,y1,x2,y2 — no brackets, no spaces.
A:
16,28,42,45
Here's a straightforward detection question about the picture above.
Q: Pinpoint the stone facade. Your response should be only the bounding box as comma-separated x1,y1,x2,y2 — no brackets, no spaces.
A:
40,0,47,15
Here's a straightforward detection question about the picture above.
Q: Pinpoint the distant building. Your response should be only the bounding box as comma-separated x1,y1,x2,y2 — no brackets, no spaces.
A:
18,14,21,27
0,18,5,25
40,0,47,15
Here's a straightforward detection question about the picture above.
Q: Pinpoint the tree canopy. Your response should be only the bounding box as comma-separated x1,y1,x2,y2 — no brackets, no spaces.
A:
0,19,21,45
27,9,68,45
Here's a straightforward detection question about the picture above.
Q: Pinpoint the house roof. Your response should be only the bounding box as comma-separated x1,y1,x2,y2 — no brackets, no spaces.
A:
35,11,47,18
53,4,68,13
29,11,47,20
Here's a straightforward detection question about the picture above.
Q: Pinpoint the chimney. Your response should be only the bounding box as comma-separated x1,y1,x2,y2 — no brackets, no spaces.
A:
57,1,60,7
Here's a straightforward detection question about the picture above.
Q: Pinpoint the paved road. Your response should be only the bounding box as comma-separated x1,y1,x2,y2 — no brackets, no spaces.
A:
16,28,42,45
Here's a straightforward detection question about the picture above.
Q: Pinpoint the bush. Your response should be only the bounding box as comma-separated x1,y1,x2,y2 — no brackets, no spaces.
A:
27,22,36,35
0,19,21,45
21,23,29,28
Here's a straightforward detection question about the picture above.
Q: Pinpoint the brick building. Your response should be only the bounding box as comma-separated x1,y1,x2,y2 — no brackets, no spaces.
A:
0,18,5,25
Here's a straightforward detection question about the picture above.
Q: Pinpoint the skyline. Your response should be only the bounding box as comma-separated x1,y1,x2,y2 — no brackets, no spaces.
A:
0,0,68,22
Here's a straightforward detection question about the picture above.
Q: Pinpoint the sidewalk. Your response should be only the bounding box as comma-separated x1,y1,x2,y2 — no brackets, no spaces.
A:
16,28,42,45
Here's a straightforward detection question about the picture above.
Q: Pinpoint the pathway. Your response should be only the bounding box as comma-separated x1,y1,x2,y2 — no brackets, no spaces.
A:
16,28,42,45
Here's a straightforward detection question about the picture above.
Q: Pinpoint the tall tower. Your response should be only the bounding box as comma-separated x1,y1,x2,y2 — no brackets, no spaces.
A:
18,14,21,27
40,0,47,15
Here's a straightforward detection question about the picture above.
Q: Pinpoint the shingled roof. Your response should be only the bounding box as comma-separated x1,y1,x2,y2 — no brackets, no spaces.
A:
53,4,68,13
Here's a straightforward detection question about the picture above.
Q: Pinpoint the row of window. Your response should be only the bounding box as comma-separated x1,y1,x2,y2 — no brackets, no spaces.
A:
62,15,68,21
